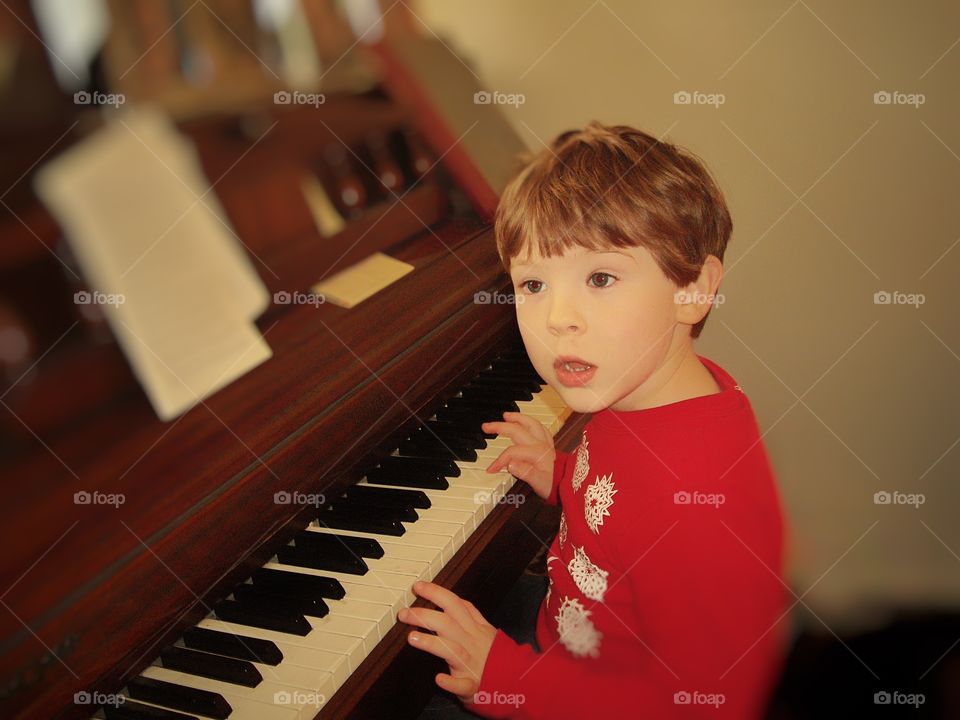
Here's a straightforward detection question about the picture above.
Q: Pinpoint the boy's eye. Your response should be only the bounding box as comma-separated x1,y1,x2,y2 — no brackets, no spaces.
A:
521,280,544,293
589,272,617,288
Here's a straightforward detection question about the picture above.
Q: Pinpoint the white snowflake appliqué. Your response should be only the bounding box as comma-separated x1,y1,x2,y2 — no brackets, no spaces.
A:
545,555,560,607
558,512,568,547
583,472,617,534
555,596,602,658
568,545,609,602
571,431,590,492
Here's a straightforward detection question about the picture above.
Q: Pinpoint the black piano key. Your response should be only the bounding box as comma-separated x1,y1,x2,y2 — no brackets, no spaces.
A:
436,403,509,426
399,435,478,462
345,484,431,510
361,471,449,491
428,414,496,439
459,386,530,404
278,543,369,575
465,380,534,401
252,567,345,600
408,420,485,446
490,358,542,382
329,498,419,523
316,507,407,535
458,397,521,414
126,676,231,719
214,599,311,636
182,626,282,666
233,583,329,618
104,699,199,720
469,372,541,393
295,526,387,557
368,455,459,479
160,646,262,688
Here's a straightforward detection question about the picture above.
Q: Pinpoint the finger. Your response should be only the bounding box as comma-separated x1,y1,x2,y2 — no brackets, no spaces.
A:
500,411,552,443
407,631,472,674
436,672,476,699
480,419,538,447
461,599,491,628
411,581,474,629
486,445,552,475
398,607,468,647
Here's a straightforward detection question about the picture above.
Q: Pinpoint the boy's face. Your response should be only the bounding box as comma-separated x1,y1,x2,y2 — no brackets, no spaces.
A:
509,244,687,414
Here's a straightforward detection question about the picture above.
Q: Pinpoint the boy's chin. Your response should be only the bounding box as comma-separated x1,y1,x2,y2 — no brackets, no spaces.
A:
551,385,610,415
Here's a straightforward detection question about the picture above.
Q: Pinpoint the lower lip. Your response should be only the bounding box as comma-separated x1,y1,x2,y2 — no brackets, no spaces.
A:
555,363,597,387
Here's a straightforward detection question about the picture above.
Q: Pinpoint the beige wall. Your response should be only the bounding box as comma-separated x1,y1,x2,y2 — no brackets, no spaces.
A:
415,0,960,630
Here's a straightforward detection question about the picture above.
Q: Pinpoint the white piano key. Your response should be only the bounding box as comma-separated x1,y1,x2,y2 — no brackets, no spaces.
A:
415,506,476,532
301,526,444,576
195,617,353,684
268,560,416,601
198,615,366,675
141,665,324,720
308,524,456,565
324,595,395,639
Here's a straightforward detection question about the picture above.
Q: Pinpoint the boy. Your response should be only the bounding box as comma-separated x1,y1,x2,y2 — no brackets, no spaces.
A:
398,122,787,718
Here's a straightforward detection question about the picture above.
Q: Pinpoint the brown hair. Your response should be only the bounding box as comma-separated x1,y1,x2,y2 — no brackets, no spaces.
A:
494,121,732,338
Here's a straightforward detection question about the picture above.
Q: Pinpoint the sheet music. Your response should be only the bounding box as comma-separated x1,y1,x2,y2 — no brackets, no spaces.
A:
35,105,272,421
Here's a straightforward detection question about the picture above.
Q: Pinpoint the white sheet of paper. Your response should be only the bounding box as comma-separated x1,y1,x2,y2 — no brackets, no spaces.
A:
35,106,273,420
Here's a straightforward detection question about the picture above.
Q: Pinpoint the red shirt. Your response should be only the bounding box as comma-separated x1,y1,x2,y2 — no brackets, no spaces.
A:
466,355,788,719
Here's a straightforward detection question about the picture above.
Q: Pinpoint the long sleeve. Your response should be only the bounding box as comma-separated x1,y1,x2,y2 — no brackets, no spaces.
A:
544,449,570,506
465,498,786,719
465,630,674,719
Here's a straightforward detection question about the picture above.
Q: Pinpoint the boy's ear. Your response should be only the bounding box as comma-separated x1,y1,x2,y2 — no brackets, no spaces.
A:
674,255,724,326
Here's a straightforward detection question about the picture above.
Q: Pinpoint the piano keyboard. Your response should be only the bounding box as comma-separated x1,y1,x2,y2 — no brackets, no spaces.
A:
92,350,570,720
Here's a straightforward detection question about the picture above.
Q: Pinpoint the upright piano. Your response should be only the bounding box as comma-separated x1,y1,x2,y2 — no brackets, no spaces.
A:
0,16,587,720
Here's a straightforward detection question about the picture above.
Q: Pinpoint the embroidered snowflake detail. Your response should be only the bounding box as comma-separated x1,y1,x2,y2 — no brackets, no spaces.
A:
584,473,617,534
571,432,590,492
545,556,560,607
558,512,568,547
555,596,602,658
568,545,609,601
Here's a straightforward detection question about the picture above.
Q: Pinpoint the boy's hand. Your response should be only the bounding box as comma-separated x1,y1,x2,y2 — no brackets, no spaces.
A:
482,411,556,501
399,581,497,703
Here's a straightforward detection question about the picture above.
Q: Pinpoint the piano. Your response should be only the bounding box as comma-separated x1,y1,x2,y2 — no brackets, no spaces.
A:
0,8,588,719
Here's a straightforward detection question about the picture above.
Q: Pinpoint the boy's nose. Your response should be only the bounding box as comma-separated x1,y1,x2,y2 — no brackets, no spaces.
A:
547,298,585,335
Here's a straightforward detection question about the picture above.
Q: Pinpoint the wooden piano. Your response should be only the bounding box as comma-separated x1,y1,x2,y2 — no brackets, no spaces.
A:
0,11,587,720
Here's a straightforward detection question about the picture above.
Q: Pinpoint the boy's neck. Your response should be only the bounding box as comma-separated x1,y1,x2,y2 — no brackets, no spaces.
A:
609,336,721,412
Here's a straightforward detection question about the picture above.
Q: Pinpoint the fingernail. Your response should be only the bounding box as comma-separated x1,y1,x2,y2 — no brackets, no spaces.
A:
409,632,420,643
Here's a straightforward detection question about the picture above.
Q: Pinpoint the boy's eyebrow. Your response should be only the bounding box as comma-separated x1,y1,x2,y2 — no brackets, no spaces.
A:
511,249,633,270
